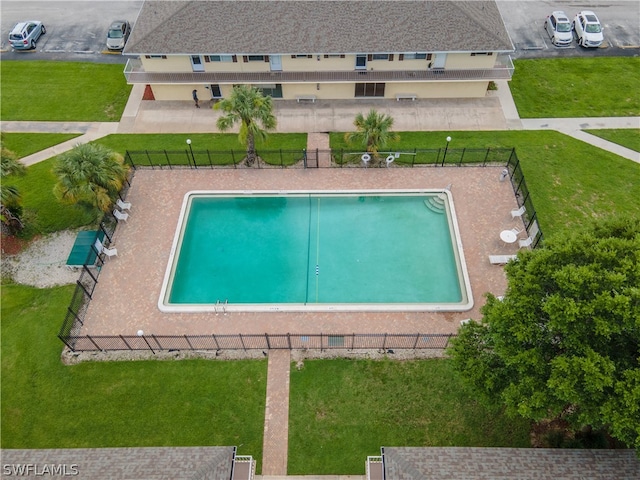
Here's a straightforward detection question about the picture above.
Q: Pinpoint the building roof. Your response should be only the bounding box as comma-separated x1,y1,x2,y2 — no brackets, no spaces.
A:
382,447,640,480
124,1,514,55
1,447,235,480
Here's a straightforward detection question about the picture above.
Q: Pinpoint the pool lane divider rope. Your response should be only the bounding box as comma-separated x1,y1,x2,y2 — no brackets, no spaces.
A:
315,197,321,303
304,195,322,304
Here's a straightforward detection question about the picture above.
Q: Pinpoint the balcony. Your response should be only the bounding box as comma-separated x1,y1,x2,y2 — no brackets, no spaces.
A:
124,56,514,85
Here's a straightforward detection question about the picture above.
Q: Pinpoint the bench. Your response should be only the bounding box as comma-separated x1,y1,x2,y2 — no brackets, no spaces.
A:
489,254,518,265
396,93,417,101
296,95,316,103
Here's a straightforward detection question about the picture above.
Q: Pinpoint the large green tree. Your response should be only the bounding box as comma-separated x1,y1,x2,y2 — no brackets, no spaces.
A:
214,85,277,167
1,143,27,231
448,216,640,449
53,143,129,214
344,109,399,164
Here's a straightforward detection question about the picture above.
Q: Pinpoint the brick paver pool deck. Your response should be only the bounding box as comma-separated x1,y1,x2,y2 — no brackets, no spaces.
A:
82,166,520,338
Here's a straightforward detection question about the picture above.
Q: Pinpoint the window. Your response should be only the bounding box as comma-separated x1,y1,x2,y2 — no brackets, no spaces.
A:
403,52,428,60
247,55,265,61
206,55,233,62
324,54,345,58
145,55,167,59
292,54,312,58
253,84,283,98
355,83,385,97
471,52,493,56
372,53,389,60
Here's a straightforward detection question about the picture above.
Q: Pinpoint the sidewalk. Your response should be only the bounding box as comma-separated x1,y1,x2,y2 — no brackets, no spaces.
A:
2,81,638,164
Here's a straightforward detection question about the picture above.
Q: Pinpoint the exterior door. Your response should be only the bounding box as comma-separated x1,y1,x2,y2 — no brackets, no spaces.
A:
431,53,446,69
190,55,205,72
355,54,367,69
269,55,282,71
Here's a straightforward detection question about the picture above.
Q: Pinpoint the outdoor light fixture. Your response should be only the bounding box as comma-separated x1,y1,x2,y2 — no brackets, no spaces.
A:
442,136,452,166
186,138,196,168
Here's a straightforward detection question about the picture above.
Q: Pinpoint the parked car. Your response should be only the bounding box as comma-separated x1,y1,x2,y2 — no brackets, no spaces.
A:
544,11,573,47
106,20,131,50
573,11,604,48
8,21,45,50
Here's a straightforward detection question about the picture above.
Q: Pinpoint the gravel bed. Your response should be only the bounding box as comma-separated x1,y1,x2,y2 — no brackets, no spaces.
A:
2,230,82,288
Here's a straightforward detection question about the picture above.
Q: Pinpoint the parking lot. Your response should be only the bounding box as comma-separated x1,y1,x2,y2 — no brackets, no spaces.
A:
498,0,640,58
1,1,639,63
0,1,142,63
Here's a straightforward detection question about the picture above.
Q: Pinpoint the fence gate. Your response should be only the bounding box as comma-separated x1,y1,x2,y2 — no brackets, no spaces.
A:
304,149,319,168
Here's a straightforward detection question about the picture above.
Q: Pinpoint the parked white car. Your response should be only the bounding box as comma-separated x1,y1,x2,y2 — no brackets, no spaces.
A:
544,11,573,47
573,11,604,48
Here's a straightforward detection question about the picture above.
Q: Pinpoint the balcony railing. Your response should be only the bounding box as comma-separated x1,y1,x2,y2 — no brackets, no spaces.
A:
124,56,513,85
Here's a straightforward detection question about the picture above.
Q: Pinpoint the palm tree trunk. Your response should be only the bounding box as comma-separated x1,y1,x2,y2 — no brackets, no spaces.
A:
245,131,256,167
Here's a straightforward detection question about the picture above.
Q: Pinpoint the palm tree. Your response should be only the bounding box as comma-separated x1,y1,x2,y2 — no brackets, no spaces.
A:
1,143,26,231
214,85,277,167
344,109,399,164
53,143,129,214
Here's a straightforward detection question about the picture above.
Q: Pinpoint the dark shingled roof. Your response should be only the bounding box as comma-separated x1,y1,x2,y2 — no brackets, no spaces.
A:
1,447,235,480
124,1,514,55
382,447,640,480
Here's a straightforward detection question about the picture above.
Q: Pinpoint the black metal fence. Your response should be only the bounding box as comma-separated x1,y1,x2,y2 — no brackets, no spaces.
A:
124,147,516,170
60,332,456,353
59,147,543,352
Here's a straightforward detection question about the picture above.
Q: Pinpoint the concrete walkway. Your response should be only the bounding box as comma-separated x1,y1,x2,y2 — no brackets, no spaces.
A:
262,350,292,476
2,86,638,164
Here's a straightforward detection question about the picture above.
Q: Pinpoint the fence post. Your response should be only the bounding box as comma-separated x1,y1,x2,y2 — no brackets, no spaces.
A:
206,150,213,168
164,150,171,170
145,150,154,169
212,333,220,350
125,151,136,170
86,335,102,351
303,148,307,168
231,150,237,168
265,333,271,349
185,335,194,350
120,335,132,350
75,279,93,300
287,333,291,349
413,333,419,349
239,333,246,351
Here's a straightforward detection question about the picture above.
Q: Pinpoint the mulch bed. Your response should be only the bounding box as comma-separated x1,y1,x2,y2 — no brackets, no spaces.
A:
1,233,30,256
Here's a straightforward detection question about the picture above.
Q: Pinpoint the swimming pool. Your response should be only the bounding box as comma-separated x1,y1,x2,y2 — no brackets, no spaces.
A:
159,190,473,312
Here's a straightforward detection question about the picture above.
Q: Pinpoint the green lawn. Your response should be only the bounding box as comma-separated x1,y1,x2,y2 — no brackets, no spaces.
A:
509,57,640,118
1,284,267,468
3,56,640,471
2,158,96,238
95,133,308,166
585,129,640,152
0,61,131,121
1,133,80,158
288,359,531,474
331,130,640,238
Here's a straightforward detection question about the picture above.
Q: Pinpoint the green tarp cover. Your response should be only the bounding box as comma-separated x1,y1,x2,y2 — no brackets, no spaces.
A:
66,230,105,267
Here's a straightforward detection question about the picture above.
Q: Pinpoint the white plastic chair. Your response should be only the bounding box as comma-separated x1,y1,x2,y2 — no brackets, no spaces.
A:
511,205,526,219
116,199,132,211
519,236,534,249
113,209,129,222
102,246,118,259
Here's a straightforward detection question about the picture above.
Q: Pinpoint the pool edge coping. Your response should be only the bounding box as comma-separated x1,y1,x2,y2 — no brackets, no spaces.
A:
158,189,474,313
